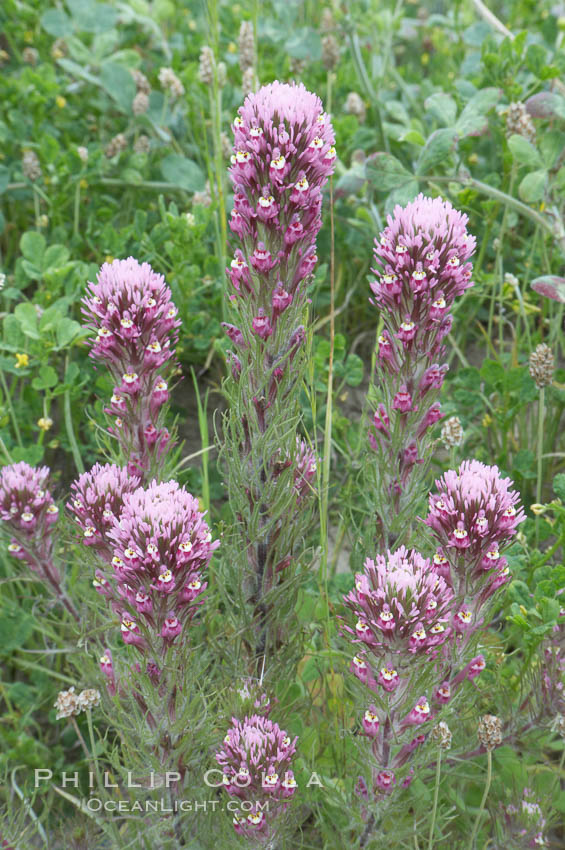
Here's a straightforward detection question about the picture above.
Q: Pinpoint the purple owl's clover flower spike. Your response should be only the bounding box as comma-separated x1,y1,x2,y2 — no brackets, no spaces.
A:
367,194,476,547
68,475,219,653
426,459,525,599
220,80,334,666
67,463,140,557
226,80,335,349
82,257,180,480
216,714,298,839
0,463,78,620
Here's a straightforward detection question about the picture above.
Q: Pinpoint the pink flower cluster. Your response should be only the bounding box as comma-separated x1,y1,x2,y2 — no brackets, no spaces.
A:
67,463,140,554
82,258,180,478
368,195,476,505
342,461,525,796
344,547,453,663
216,714,298,838
0,462,61,583
68,469,219,652
224,81,335,348
372,193,475,368
426,460,525,597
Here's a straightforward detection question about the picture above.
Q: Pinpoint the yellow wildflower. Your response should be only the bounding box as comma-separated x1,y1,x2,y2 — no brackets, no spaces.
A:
482,413,492,428
37,417,53,431
15,353,29,369
56,95,66,108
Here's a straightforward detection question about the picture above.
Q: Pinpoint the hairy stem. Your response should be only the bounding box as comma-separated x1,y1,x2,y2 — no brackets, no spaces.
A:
468,749,492,849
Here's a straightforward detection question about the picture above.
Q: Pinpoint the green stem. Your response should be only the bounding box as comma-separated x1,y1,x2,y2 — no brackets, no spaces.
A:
64,356,84,475
535,387,545,544
427,747,442,850
73,181,81,238
33,186,40,226
191,368,210,516
1,369,23,447
468,749,493,850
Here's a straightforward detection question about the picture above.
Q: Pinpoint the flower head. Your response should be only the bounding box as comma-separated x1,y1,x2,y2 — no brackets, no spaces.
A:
217,713,298,837
426,460,525,586
343,546,452,667
68,463,140,551
226,81,335,304
82,258,180,476
372,194,475,359
106,480,218,647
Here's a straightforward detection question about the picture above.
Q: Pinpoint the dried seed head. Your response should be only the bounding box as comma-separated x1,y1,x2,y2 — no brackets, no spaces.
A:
54,687,80,719
506,102,536,145
430,721,452,751
132,69,151,95
77,689,101,711
320,9,335,33
193,181,212,207
289,57,307,76
159,67,184,98
23,47,39,66
216,61,227,88
239,21,254,72
198,46,215,86
441,415,464,449
477,714,502,750
22,150,41,181
529,343,554,389
105,133,127,158
132,91,149,116
242,67,257,95
345,92,366,123
322,34,340,71
51,38,67,60
133,135,151,155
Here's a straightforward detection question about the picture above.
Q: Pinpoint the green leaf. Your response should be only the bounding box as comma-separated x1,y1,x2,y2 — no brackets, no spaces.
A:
286,29,322,60
40,8,74,37
66,0,118,33
424,92,457,127
56,57,100,87
386,179,419,210
455,88,500,137
0,165,10,195
398,129,426,146
513,449,536,478
366,153,412,191
507,134,543,168
416,128,456,174
14,303,40,339
518,169,547,203
344,354,364,387
39,303,68,333
43,244,70,271
525,43,547,78
480,358,504,386
20,231,46,265
553,473,565,501
99,62,135,113
160,154,206,192
56,318,84,348
508,580,531,608
32,365,58,390
0,603,35,654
